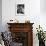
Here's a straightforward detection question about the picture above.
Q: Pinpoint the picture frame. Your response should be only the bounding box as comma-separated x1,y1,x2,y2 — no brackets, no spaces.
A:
16,4,24,15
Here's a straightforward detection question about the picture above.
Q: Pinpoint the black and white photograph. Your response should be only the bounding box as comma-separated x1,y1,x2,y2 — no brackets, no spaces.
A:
17,4,24,14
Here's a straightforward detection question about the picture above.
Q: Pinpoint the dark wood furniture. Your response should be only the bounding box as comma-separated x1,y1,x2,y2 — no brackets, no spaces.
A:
7,23,34,46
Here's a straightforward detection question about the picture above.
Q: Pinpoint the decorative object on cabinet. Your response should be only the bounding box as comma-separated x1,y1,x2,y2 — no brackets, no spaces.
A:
7,23,34,46
25,20,30,23
8,19,19,23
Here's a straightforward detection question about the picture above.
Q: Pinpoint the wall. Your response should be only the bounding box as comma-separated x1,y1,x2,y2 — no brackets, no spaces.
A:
40,0,46,32
2,0,46,46
2,0,40,30
40,0,46,13
0,0,2,32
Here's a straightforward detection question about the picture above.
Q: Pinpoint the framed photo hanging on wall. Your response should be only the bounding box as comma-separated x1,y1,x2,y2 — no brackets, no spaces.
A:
16,4,24,15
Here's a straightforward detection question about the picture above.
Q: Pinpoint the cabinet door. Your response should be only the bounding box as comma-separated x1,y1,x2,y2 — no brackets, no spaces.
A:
11,32,28,46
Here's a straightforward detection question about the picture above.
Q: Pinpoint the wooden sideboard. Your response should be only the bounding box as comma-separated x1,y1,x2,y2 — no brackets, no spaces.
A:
7,23,34,46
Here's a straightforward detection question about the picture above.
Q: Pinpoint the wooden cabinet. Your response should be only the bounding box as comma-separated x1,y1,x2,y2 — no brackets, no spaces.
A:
7,23,34,46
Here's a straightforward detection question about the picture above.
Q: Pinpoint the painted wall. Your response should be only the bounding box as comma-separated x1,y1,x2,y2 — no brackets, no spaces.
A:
40,0,46,14
2,0,40,30
40,0,46,31
2,0,46,46
0,0,2,32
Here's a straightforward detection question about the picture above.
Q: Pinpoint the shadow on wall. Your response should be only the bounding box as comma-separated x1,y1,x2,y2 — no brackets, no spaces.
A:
0,0,2,32
40,0,46,14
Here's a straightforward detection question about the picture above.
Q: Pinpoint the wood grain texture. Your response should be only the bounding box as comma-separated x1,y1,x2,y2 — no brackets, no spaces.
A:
7,23,34,46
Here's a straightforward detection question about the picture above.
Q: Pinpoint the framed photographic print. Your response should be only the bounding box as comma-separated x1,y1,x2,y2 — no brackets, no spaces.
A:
16,4,24,15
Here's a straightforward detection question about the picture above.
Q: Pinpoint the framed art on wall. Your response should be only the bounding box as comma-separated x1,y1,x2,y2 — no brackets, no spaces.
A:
16,4,24,15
